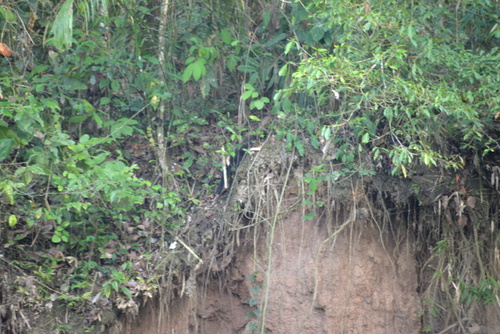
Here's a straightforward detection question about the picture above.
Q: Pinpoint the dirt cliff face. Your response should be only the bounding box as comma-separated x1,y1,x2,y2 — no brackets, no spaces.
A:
116,208,421,334
112,140,500,334
259,211,421,334
111,143,422,334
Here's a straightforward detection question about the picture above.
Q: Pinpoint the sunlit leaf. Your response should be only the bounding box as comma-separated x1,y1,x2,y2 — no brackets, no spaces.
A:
52,234,62,243
278,64,288,76
302,212,316,220
241,90,253,100
8,215,17,227
361,132,370,143
50,0,74,51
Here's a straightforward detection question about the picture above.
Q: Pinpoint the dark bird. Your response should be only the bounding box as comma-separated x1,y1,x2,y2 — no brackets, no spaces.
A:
216,139,254,195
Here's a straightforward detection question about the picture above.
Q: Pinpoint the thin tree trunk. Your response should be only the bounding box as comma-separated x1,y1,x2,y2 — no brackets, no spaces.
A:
156,0,171,188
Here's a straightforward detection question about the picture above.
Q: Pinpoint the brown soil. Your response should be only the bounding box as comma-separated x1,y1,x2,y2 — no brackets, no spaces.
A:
106,139,500,334
114,207,422,334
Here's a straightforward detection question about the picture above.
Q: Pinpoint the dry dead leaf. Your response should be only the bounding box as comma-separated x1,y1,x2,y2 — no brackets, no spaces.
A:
441,195,449,209
0,43,13,57
458,215,468,227
466,196,476,208
445,209,453,225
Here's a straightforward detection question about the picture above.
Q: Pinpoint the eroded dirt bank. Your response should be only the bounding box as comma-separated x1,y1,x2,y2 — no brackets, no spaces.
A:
114,206,421,334
260,210,421,334
107,137,500,334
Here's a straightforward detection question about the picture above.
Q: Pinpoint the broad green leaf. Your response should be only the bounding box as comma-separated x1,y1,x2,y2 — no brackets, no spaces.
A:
52,234,62,243
184,56,196,65
362,132,370,143
30,65,49,76
99,79,110,89
80,134,90,144
302,212,317,220
50,0,74,51
310,27,325,42
109,191,118,202
284,41,296,54
92,112,103,126
407,25,416,39
8,215,17,227
191,61,206,81
0,7,15,23
296,29,315,45
111,80,120,92
182,66,193,82
2,183,14,205
41,98,60,111
237,65,256,73
251,100,265,110
100,97,110,105
249,288,259,301
121,286,132,298
295,139,305,156
183,156,193,169
0,139,14,161
0,126,18,141
103,285,111,298
241,90,253,100
227,55,238,71
264,33,288,47
69,115,87,123
63,77,87,90
220,28,232,45
146,56,159,65
22,169,33,185
321,126,331,140
183,62,204,82
278,64,288,76
28,164,48,175
91,153,109,165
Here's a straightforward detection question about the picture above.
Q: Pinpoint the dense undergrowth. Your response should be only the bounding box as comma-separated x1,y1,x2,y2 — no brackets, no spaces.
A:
0,0,499,332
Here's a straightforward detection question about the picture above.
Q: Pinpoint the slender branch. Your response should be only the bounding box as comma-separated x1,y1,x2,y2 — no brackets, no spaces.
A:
156,0,171,188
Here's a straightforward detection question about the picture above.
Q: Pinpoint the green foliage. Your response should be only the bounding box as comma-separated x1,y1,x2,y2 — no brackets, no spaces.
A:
245,272,263,333
274,0,499,178
0,84,180,303
460,276,500,306
52,221,70,243
0,4,184,317
182,37,220,85
50,0,74,51
242,83,270,111
103,269,131,298
1,0,498,330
